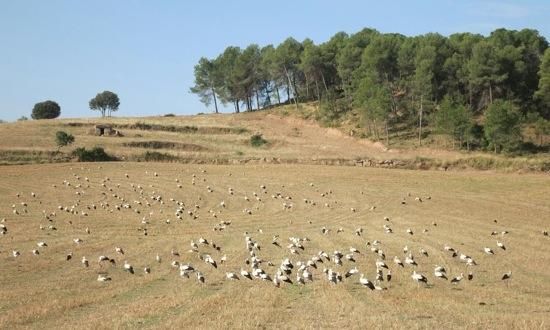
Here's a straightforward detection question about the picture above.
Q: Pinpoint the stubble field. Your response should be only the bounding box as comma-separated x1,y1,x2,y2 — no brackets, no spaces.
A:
0,163,549,329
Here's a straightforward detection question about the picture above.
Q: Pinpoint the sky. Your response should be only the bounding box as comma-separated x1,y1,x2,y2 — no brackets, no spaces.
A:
0,0,549,121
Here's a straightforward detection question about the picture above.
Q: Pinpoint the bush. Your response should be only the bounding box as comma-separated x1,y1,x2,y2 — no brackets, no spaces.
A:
250,133,268,147
318,91,349,124
140,151,178,162
55,131,75,149
484,100,522,153
72,147,116,162
31,100,61,119
17,116,29,121
164,113,176,117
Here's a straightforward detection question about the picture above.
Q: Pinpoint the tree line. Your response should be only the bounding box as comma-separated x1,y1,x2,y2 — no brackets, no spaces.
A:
191,27,550,153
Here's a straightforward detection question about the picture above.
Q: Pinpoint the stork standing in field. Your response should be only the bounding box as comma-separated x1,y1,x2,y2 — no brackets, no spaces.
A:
405,254,417,267
411,271,428,287
434,266,448,280
502,271,512,286
394,256,404,268
97,274,111,282
197,271,205,284
360,274,375,290
226,272,239,280
124,261,134,274
451,273,464,284
241,269,253,280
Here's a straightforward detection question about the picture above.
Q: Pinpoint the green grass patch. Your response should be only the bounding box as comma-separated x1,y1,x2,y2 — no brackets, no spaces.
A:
138,151,180,162
72,147,116,162
250,133,268,147
122,140,207,151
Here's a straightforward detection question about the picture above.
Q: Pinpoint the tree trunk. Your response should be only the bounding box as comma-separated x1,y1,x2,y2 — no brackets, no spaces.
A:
284,65,299,109
489,84,493,104
212,88,219,113
385,121,389,146
304,74,310,99
418,95,423,146
367,120,373,137
276,87,281,104
468,83,473,110
286,85,290,103
235,101,240,113
255,90,260,111
314,79,320,102
321,73,329,93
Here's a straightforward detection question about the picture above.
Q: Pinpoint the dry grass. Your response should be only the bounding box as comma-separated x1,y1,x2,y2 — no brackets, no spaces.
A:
2,108,547,171
0,162,549,329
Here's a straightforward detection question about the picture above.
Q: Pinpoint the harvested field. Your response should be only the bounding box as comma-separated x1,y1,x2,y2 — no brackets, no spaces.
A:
0,163,549,329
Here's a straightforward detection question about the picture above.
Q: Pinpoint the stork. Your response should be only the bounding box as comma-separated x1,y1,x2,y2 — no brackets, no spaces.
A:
226,272,239,280
124,261,134,274
97,274,111,282
451,273,464,284
360,274,375,290
411,271,428,287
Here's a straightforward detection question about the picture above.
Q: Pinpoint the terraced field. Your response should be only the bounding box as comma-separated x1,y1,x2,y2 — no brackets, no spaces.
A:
2,107,547,171
1,163,549,329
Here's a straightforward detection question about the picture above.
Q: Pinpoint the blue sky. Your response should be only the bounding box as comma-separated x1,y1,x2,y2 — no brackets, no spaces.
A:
0,0,549,121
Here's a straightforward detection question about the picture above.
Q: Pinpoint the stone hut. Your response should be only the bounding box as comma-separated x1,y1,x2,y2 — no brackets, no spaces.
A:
95,124,113,136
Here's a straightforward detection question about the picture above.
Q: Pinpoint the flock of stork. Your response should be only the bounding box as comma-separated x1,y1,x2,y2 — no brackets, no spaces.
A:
2,166,540,293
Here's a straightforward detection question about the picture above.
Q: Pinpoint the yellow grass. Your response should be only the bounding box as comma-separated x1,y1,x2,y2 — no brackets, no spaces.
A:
1,107,547,171
0,162,549,329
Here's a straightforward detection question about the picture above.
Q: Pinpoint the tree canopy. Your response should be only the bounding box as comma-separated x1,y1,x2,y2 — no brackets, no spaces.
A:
31,100,61,119
484,100,522,153
89,91,120,117
535,48,550,118
191,27,549,151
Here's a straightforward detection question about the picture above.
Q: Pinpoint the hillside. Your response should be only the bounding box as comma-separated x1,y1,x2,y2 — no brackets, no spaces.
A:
0,105,548,171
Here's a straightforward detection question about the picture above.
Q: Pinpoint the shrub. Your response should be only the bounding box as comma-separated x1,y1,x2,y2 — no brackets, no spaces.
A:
484,100,522,153
17,116,29,121
73,147,115,162
318,91,349,124
164,113,176,117
250,133,268,147
141,151,178,162
55,131,75,149
31,100,61,119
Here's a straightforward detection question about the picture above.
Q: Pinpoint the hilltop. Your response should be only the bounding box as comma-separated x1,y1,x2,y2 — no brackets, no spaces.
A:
0,104,548,171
